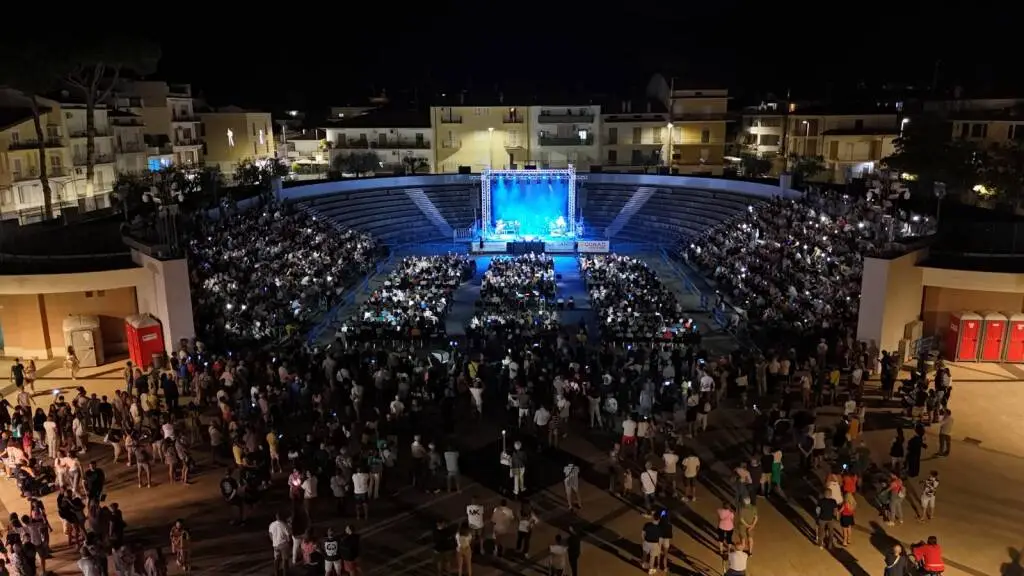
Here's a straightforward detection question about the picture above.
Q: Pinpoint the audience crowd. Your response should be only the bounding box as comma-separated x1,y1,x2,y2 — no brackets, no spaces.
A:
470,254,561,339
581,254,687,343
341,254,472,341
189,204,379,346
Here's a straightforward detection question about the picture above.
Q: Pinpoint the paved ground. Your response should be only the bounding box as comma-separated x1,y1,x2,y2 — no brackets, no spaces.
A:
0,356,1022,575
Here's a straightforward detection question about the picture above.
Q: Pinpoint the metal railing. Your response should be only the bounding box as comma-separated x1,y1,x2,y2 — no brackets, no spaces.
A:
539,135,594,146
335,140,431,150
8,139,64,150
73,154,115,165
439,116,463,124
171,115,199,122
503,115,524,124
70,130,111,138
174,139,201,147
538,112,595,124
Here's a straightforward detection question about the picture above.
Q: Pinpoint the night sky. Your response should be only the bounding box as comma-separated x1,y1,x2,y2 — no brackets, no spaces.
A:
148,8,1012,111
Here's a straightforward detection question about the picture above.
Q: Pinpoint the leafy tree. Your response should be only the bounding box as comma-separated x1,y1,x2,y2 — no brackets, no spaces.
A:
61,40,160,192
884,113,981,200
980,141,1024,209
0,45,62,219
234,158,287,188
739,153,772,178
337,152,381,176
788,154,825,185
402,155,429,174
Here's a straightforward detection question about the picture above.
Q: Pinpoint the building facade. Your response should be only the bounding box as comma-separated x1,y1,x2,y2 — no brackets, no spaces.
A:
0,101,72,221
599,99,670,170
110,81,203,168
529,105,601,169
925,98,1024,145
198,107,276,176
668,89,730,175
739,102,786,158
109,110,149,175
787,107,900,183
61,102,117,207
323,111,432,174
431,105,530,172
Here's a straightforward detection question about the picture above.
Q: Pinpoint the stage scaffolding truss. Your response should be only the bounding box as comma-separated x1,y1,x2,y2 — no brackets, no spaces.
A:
480,165,576,239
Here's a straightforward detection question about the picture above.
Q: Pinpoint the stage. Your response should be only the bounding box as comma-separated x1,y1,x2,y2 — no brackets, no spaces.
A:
473,166,604,253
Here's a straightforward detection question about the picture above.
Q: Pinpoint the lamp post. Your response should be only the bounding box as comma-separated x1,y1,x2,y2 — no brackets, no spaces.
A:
666,122,674,170
487,127,494,169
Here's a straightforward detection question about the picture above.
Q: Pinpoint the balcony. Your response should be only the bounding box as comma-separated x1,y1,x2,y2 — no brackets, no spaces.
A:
12,167,70,182
171,114,199,122
73,154,115,166
538,111,595,124
8,139,64,150
503,115,524,124
336,139,431,150
671,112,731,122
538,135,595,146
173,139,201,147
70,129,111,138
440,139,461,149
117,142,147,153
439,115,463,124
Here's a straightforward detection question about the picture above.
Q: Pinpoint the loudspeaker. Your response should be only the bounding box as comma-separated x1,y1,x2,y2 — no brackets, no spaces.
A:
458,166,472,174
590,165,603,173
524,165,537,170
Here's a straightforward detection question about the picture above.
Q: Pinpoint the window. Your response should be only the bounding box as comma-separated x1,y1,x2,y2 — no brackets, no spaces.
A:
415,133,424,146
474,108,485,116
759,134,780,146
607,149,617,163
1,187,12,205
10,132,19,144
608,127,618,145
46,126,59,140
50,155,62,169
854,119,864,130
828,141,839,160
759,117,782,128
653,127,662,144
959,123,969,138
970,123,986,138
632,127,642,144
96,172,104,189
700,129,710,144
184,128,193,141
378,133,387,146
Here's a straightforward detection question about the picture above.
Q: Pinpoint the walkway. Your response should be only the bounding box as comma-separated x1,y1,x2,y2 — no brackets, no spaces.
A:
444,256,489,336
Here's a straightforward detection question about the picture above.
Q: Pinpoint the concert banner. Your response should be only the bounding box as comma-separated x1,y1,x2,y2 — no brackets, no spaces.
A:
576,240,610,253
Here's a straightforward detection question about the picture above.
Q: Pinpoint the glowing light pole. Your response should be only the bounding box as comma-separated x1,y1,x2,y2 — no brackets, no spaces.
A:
487,127,494,168
666,122,674,170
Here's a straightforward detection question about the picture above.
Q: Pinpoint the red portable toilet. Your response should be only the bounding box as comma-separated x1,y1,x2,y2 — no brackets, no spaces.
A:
945,311,982,362
1003,313,1024,363
125,314,165,368
979,312,1008,362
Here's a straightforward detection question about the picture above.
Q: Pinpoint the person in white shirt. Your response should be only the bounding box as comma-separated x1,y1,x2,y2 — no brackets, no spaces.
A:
352,469,370,520
490,499,515,556
662,447,680,497
534,406,551,447
938,409,954,456
726,541,749,575
466,497,485,542
389,396,405,417
843,396,857,418
681,452,700,501
636,417,651,453
301,471,318,518
268,512,292,574
469,381,484,419
640,462,659,512
621,415,638,458
43,417,59,459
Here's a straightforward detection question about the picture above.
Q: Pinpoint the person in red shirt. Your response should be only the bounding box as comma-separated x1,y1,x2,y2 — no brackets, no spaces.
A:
913,536,945,574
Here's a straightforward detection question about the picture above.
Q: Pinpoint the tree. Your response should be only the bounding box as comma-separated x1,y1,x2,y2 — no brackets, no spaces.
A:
883,113,981,199
788,154,825,185
739,153,771,178
337,152,380,177
62,39,160,192
0,45,61,220
980,141,1024,210
402,155,429,174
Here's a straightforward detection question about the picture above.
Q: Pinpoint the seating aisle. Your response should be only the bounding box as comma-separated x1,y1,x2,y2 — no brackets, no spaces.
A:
551,255,599,340
444,256,490,337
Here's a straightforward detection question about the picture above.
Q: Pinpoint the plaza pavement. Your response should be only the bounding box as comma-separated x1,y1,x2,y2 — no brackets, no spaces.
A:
0,358,1021,575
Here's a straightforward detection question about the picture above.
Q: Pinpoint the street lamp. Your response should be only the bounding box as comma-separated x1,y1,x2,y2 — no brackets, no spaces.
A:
666,123,674,169
487,127,494,169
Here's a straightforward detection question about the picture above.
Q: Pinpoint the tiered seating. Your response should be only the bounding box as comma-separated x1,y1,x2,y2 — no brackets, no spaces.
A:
300,188,439,242
616,187,756,243
423,185,476,229
580,185,632,235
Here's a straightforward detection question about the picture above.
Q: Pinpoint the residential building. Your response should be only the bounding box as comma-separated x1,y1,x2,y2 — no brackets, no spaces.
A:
110,81,203,168
197,106,276,175
109,110,149,175
0,95,78,221
667,88,731,175
323,109,432,173
599,98,670,170
283,130,325,164
431,103,530,172
529,105,601,169
738,102,786,158
60,99,117,207
787,103,901,182
925,98,1024,145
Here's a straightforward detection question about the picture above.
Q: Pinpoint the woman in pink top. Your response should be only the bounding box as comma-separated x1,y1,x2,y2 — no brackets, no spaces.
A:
716,501,735,556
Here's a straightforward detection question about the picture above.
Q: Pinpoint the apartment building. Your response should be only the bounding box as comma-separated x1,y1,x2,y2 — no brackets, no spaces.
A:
529,105,601,169
110,81,203,168
198,106,276,175
668,89,731,175
925,98,1024,145
739,102,786,158
323,110,432,173
431,103,530,172
61,101,117,205
787,103,901,182
599,99,670,170
0,101,71,221
109,110,149,174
